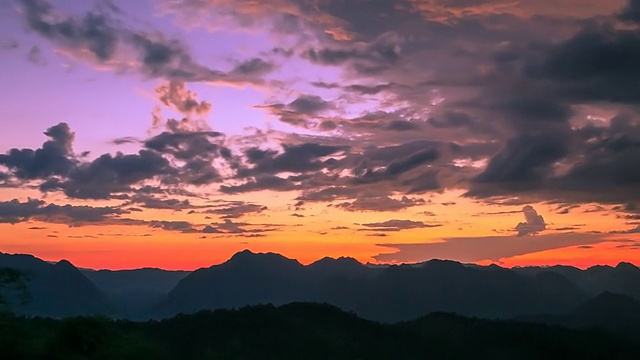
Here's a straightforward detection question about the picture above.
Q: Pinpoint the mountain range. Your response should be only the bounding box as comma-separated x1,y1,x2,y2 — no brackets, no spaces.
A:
2,250,640,327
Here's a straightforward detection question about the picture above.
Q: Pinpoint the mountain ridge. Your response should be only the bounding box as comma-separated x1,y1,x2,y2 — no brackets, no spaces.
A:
3,250,640,324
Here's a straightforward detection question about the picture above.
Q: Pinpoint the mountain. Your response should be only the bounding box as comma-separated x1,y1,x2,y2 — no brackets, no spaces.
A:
81,268,189,319
4,250,640,323
514,262,640,298
158,250,307,315
3,302,638,360
517,291,640,338
157,250,589,321
0,252,110,317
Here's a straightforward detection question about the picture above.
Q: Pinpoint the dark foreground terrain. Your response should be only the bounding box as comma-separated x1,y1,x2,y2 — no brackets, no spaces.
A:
2,302,638,360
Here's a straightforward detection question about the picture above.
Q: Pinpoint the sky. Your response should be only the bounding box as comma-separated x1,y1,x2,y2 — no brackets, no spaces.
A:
1,0,640,270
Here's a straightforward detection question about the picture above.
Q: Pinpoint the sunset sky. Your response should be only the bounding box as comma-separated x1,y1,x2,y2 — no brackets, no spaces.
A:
1,0,640,270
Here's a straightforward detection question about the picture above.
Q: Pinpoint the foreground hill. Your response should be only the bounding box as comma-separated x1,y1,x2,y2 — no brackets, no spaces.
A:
2,302,638,360
517,291,640,338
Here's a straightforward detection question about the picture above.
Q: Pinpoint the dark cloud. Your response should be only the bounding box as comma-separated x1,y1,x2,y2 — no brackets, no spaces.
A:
374,233,608,263
127,194,195,211
230,57,275,76
334,195,426,212
386,120,421,131
403,170,441,194
10,0,640,220
303,32,402,72
428,112,475,129
287,95,332,115
144,131,224,161
360,219,440,232
257,95,335,129
128,32,226,82
515,205,546,236
51,150,174,199
471,132,567,190
525,27,640,104
16,0,271,84
350,148,439,185
219,175,296,194
296,186,356,202
203,219,278,234
0,123,75,180
19,0,117,60
149,220,198,233
205,202,268,219
242,143,347,176
345,83,396,95
385,148,439,176
0,198,126,225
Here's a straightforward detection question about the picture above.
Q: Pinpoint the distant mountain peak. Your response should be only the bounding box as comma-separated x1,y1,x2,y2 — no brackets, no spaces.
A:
421,258,464,270
55,259,74,267
224,250,302,269
310,256,362,266
615,262,638,271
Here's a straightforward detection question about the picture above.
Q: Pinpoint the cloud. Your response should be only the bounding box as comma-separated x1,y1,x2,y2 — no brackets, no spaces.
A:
0,123,75,180
144,131,225,160
334,195,426,212
143,130,228,186
0,121,236,199
240,142,348,176
19,0,117,60
0,198,126,225
257,95,335,128
524,27,640,104
360,219,440,232
287,95,332,115
219,175,296,194
204,202,268,219
203,219,279,234
152,81,213,131
126,194,197,211
45,149,174,199
473,133,567,186
149,220,198,233
230,57,276,77
515,205,546,236
7,0,640,222
374,233,608,263
15,0,274,85
385,148,439,176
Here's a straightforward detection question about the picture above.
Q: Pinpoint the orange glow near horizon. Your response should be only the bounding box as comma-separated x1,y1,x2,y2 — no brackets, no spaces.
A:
1,189,637,270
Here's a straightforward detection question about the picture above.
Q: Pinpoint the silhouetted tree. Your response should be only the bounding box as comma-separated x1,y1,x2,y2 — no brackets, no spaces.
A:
0,267,29,310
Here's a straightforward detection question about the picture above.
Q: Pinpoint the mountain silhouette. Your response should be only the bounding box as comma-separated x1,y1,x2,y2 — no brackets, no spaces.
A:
157,250,589,321
81,267,188,319
3,250,640,324
514,262,640,299
0,252,110,317
517,291,640,338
